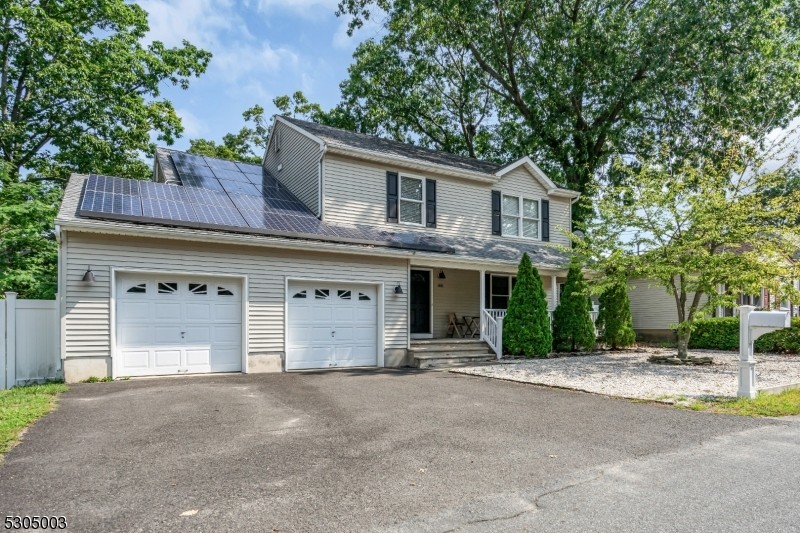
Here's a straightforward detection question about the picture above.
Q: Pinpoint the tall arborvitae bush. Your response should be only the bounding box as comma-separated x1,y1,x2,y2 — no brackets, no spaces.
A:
552,263,596,352
503,253,552,356
596,281,636,349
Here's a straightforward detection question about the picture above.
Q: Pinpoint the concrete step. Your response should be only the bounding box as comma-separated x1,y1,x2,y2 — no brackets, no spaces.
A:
409,342,491,354
413,352,497,369
410,338,485,345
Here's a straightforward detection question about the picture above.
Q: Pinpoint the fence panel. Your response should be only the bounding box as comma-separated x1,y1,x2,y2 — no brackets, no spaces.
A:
2,293,60,389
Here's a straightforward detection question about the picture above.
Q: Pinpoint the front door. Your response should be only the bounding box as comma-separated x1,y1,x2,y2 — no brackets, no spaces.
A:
410,269,432,336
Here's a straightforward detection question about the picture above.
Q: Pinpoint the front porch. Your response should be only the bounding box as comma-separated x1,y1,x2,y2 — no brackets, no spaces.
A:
407,264,568,363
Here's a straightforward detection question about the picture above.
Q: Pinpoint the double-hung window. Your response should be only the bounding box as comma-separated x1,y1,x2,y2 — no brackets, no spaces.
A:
502,195,540,239
400,175,424,225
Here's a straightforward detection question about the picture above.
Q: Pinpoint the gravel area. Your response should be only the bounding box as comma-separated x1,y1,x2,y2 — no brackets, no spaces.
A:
452,348,800,401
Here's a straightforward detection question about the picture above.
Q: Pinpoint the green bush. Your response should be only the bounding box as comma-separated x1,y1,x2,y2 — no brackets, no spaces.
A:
552,263,596,352
596,281,636,349
689,316,800,353
503,253,552,357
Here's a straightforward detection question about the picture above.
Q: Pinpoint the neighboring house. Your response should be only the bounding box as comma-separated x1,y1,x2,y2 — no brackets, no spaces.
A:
55,116,580,381
628,278,798,341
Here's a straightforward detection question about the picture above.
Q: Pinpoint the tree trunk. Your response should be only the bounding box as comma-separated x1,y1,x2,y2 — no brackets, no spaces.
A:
677,331,690,359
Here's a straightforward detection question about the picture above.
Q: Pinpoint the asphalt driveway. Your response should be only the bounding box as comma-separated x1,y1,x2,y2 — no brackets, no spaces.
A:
0,370,794,532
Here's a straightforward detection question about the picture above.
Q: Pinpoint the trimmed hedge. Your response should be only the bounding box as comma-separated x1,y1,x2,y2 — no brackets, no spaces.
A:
688,317,800,353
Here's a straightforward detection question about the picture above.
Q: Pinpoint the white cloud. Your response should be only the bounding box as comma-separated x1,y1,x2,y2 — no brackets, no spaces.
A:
137,0,240,48
175,108,206,137
255,0,339,16
211,42,299,81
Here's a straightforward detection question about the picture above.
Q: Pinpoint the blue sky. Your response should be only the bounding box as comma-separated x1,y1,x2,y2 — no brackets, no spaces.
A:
137,0,384,150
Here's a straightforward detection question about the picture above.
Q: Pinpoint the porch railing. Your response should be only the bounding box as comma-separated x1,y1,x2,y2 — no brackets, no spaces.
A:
481,309,504,359
481,308,601,359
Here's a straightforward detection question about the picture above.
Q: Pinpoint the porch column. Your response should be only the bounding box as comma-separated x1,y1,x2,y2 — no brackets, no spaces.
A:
479,270,485,311
550,275,558,311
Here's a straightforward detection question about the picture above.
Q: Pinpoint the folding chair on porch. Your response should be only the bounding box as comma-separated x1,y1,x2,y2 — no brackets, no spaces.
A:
447,312,467,338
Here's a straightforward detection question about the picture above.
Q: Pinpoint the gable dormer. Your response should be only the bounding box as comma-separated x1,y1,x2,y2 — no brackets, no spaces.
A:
491,157,579,246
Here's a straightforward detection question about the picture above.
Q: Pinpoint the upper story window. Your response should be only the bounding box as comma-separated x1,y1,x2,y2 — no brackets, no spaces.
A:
502,195,540,239
400,175,424,225
386,171,436,228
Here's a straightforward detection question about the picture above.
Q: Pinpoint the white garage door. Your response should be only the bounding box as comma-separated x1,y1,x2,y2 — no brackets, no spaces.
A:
115,274,243,377
287,282,378,370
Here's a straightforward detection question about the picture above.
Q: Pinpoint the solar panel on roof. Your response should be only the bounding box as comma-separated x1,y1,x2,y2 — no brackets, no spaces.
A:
182,186,234,207
79,190,143,217
192,203,247,227
140,181,189,202
179,175,225,191
212,168,252,183
203,157,240,172
235,162,262,174
141,198,197,222
244,172,263,185
219,179,260,197
85,174,141,196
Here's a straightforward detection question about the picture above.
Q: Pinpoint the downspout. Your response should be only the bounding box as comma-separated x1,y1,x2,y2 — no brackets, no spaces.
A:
55,225,67,367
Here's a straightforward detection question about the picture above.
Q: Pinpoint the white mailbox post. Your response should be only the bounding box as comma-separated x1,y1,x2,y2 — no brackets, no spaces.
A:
738,306,790,398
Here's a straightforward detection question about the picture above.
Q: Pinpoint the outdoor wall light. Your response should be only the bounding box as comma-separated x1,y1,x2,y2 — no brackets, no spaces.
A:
438,269,446,280
82,265,96,284
394,284,404,295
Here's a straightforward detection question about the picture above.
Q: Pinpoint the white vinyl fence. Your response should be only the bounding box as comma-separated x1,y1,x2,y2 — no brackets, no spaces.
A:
0,292,61,389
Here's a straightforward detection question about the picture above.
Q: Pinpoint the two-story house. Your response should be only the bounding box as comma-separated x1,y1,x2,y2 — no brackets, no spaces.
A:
54,116,579,382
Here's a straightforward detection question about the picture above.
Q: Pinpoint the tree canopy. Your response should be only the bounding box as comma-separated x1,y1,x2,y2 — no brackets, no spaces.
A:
0,0,211,183
0,0,210,298
578,129,800,359
334,0,800,224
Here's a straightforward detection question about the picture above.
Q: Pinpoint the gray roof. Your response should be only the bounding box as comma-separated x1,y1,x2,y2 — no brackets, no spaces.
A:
281,116,502,175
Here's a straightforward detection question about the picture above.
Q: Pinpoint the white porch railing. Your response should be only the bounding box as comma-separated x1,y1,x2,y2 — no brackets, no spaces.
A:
481,307,600,359
481,309,505,359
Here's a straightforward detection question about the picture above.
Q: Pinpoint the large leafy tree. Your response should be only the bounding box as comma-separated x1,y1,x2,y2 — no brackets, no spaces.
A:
578,131,800,359
188,105,269,165
0,0,210,298
335,0,800,224
0,0,211,183
0,163,59,299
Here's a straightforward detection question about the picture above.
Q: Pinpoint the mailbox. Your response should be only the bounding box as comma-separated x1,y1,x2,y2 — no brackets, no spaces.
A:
748,310,791,331
738,306,790,398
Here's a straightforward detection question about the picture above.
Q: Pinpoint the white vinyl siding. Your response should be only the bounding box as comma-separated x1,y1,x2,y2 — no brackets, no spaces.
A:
323,155,492,237
430,268,480,338
628,279,709,331
263,122,321,216
63,232,408,361
496,166,570,246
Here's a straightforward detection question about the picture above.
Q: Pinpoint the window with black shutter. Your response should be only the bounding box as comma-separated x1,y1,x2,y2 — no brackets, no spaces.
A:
386,171,398,223
425,179,436,228
541,199,550,242
491,190,501,235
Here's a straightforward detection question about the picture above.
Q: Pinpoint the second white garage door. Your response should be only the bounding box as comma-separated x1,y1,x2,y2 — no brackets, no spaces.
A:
287,282,378,370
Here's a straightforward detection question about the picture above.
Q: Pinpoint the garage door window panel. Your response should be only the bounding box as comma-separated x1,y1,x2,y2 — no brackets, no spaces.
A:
158,282,178,294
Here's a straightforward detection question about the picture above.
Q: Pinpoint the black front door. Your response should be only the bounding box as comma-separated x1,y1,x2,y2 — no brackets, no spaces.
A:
410,270,431,334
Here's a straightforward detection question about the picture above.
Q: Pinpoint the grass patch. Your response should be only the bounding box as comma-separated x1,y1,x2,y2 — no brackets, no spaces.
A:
690,388,800,417
82,376,113,383
0,382,68,456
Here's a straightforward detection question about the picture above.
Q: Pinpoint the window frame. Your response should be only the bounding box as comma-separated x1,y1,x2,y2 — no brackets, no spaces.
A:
500,193,541,240
398,173,426,226
489,274,517,309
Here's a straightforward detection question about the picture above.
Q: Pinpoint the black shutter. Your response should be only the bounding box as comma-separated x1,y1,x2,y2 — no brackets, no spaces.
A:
491,190,501,235
541,199,550,241
425,179,436,228
386,171,398,223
